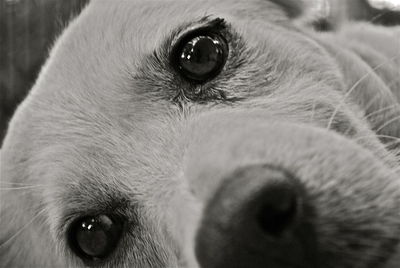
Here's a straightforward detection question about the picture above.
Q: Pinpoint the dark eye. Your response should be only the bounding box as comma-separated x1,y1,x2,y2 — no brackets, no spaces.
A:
68,215,123,262
173,33,228,82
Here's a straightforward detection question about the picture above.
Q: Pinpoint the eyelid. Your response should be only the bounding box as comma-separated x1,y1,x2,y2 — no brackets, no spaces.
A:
170,17,230,50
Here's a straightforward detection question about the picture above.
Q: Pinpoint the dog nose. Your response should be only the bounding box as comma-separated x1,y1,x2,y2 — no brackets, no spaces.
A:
195,164,318,268
255,177,298,236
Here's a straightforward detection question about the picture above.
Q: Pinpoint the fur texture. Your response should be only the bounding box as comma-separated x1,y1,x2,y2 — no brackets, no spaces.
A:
1,0,399,267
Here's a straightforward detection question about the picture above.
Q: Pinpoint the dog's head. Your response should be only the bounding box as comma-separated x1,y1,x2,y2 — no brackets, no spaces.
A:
1,0,400,267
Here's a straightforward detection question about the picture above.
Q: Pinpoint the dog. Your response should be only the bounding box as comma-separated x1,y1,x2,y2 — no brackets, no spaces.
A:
1,0,399,267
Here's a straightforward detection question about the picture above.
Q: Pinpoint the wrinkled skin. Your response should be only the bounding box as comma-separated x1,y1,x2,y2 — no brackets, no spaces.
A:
1,0,400,267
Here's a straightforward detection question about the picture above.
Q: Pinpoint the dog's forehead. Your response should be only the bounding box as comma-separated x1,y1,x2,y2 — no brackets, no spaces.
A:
72,0,231,53
19,0,333,160
29,0,308,112
33,1,293,115
8,0,341,193
32,1,221,108
11,0,310,199
48,0,289,76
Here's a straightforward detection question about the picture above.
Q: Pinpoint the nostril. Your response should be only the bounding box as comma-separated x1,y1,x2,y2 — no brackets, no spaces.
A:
256,185,298,236
195,164,318,268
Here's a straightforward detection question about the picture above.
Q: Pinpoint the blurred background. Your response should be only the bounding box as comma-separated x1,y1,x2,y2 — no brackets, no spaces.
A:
0,0,400,143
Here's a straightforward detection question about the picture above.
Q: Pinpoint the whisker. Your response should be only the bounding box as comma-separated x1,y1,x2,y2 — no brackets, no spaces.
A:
0,185,50,191
327,73,370,130
355,134,400,142
375,114,400,133
327,54,400,130
385,139,400,147
361,78,400,119
0,182,48,186
364,104,399,120
0,208,47,249
362,92,385,115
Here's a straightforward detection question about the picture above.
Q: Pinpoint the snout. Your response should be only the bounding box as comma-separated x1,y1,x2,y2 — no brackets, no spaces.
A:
195,164,318,268
183,111,400,268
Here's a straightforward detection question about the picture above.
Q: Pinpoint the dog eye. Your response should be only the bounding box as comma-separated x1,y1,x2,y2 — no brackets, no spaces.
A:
173,33,228,82
68,215,122,261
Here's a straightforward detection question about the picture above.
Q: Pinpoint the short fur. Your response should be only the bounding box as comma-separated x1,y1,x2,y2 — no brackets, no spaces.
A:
1,0,399,267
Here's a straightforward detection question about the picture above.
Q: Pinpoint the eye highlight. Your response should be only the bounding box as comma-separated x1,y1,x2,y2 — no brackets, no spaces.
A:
171,20,229,83
68,215,123,263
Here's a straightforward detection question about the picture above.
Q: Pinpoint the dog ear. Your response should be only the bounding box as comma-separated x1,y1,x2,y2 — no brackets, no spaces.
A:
341,26,400,142
322,26,400,144
268,0,304,18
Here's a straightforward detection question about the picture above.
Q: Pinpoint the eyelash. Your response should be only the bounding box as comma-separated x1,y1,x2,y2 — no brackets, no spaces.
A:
170,17,229,48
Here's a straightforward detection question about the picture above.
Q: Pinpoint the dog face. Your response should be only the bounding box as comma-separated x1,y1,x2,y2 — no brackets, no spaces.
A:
1,0,399,267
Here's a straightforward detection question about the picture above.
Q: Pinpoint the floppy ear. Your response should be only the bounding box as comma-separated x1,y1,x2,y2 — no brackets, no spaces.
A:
321,25,400,145
341,26,400,143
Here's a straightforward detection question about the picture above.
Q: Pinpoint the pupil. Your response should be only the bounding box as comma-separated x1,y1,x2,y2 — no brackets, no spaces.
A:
179,35,224,80
76,215,113,258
